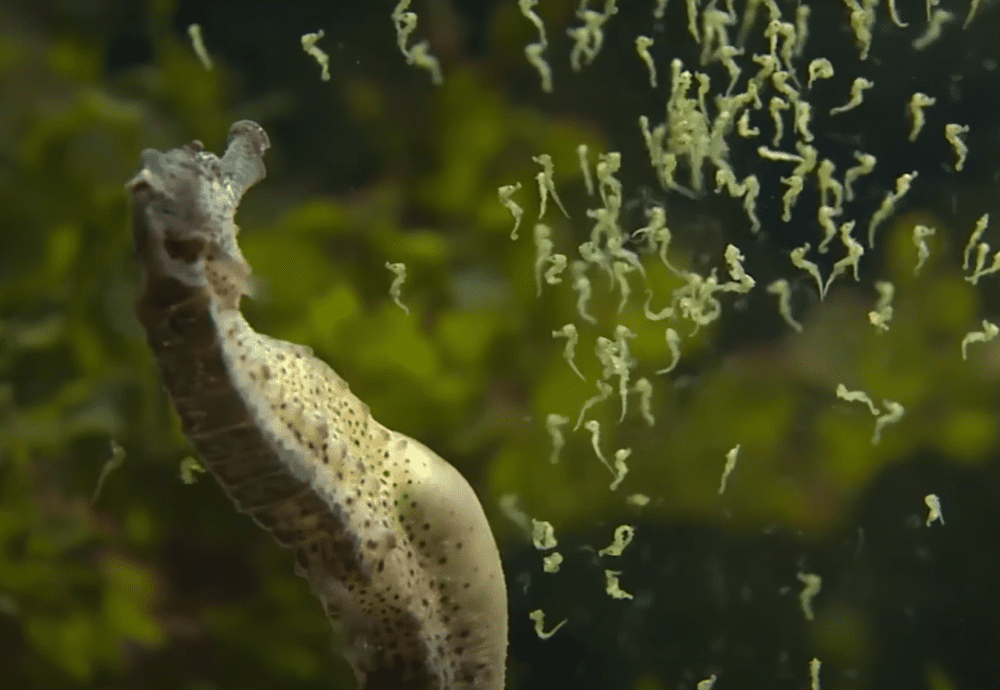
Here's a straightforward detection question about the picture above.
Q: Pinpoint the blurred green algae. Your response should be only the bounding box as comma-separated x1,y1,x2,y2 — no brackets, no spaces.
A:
0,1,998,689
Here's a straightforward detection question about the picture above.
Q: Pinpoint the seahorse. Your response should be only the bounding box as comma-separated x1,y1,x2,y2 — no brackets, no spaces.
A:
126,120,508,690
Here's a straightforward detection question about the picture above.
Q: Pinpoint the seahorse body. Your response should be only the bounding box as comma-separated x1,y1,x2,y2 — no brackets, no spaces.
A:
127,121,508,690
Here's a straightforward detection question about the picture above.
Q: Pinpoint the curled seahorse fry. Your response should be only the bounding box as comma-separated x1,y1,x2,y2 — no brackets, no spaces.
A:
127,121,507,690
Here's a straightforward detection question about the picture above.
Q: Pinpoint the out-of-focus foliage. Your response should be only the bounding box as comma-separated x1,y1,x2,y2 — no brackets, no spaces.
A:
1,1,998,689
0,2,330,686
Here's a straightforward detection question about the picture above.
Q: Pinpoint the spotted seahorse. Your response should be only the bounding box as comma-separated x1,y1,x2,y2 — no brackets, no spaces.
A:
126,120,508,690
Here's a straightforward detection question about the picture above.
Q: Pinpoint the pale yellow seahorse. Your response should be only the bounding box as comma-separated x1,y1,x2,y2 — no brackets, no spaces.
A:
126,121,507,690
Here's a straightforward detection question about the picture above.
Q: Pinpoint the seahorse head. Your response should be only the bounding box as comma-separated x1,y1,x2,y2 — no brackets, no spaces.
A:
126,120,268,310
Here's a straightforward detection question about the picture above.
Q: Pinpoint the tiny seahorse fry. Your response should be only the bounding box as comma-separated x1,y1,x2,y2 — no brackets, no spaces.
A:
386,261,411,315
126,121,507,690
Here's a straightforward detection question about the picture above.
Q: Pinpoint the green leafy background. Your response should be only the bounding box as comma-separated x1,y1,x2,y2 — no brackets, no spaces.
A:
1,1,998,689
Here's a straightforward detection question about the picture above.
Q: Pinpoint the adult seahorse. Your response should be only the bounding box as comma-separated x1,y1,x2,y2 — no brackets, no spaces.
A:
126,120,508,690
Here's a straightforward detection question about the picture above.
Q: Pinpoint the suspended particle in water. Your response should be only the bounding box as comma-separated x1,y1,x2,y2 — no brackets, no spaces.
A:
92,440,126,503
719,444,740,494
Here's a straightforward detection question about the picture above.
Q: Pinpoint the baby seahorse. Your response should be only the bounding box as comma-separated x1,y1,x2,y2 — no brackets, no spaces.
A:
126,120,507,690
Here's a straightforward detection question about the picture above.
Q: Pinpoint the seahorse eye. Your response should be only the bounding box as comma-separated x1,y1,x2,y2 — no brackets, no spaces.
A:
161,233,205,263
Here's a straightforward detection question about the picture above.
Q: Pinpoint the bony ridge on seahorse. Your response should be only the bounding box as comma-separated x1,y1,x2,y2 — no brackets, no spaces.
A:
126,120,508,690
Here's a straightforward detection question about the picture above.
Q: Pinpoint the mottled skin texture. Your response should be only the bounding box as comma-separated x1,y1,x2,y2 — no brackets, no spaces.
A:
127,121,508,690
